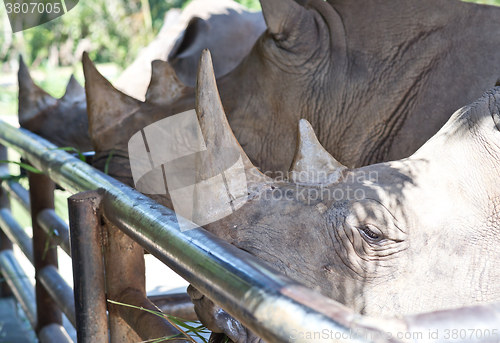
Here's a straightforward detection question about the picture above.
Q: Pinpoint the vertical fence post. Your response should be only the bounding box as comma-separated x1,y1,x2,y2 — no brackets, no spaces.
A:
28,170,61,332
68,190,108,343
104,222,143,343
0,144,12,297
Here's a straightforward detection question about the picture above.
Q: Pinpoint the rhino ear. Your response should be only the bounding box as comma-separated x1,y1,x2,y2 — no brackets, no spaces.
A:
495,77,500,87
82,52,140,141
196,49,265,182
18,55,57,126
289,119,347,186
145,60,185,106
61,75,85,102
168,17,207,60
261,0,310,41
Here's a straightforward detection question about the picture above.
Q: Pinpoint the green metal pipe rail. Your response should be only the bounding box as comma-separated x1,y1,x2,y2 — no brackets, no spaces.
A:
0,120,499,342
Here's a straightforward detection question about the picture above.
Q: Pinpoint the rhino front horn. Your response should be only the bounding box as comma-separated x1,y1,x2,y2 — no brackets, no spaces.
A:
289,119,347,186
195,49,262,177
191,49,267,226
145,60,185,106
82,52,140,140
18,55,57,126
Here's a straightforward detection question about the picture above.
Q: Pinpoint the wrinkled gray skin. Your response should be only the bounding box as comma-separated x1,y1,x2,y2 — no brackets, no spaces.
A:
193,86,500,343
117,0,265,97
217,0,500,173
89,0,500,174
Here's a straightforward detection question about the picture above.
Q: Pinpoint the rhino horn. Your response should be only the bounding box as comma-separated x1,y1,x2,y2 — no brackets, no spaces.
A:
18,55,57,126
261,0,308,38
61,75,85,102
191,50,267,226
196,49,265,184
82,52,140,140
289,119,347,186
145,60,185,106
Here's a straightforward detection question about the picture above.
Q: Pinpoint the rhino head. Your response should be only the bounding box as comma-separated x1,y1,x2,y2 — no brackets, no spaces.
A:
82,52,194,197
188,50,500,339
214,0,500,172
18,56,92,152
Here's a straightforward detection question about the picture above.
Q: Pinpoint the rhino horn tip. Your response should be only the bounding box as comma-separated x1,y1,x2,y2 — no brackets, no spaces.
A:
18,56,57,125
83,52,140,142
63,75,85,100
145,59,185,105
290,119,347,185
18,55,35,90
195,49,263,178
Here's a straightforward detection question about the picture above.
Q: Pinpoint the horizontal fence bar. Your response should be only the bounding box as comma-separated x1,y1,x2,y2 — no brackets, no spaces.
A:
38,323,74,343
148,293,197,321
0,203,77,329
0,208,34,264
38,265,76,328
0,117,386,343
37,209,71,256
0,249,36,329
1,121,500,342
1,180,30,211
0,179,71,256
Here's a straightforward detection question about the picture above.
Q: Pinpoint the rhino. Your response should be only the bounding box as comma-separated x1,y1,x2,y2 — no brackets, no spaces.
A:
185,51,500,342
85,0,500,177
17,57,92,151
17,0,265,150
114,0,265,98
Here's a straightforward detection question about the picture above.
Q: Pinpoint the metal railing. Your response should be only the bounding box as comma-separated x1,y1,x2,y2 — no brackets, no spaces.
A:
0,120,499,343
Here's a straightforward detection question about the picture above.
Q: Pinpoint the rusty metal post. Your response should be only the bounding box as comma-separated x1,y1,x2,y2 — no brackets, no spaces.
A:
68,191,108,343
103,220,144,342
0,144,13,297
38,323,74,343
28,170,61,332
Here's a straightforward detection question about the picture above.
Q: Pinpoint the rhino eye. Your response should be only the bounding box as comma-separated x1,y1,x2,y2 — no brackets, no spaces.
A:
359,225,381,241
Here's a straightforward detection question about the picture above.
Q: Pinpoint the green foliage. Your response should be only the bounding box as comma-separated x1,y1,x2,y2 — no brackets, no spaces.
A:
235,0,261,10
463,0,500,4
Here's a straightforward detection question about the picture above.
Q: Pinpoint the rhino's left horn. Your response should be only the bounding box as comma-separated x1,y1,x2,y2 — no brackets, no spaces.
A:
195,49,263,180
289,119,347,186
145,60,185,106
82,52,141,140
18,55,57,126
61,75,85,102
191,50,267,225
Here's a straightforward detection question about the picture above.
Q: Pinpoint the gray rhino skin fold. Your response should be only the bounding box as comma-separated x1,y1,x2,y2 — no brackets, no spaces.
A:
86,0,500,176
188,52,500,342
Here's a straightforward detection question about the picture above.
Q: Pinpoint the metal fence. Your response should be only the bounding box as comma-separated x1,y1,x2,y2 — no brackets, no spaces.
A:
0,120,499,343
